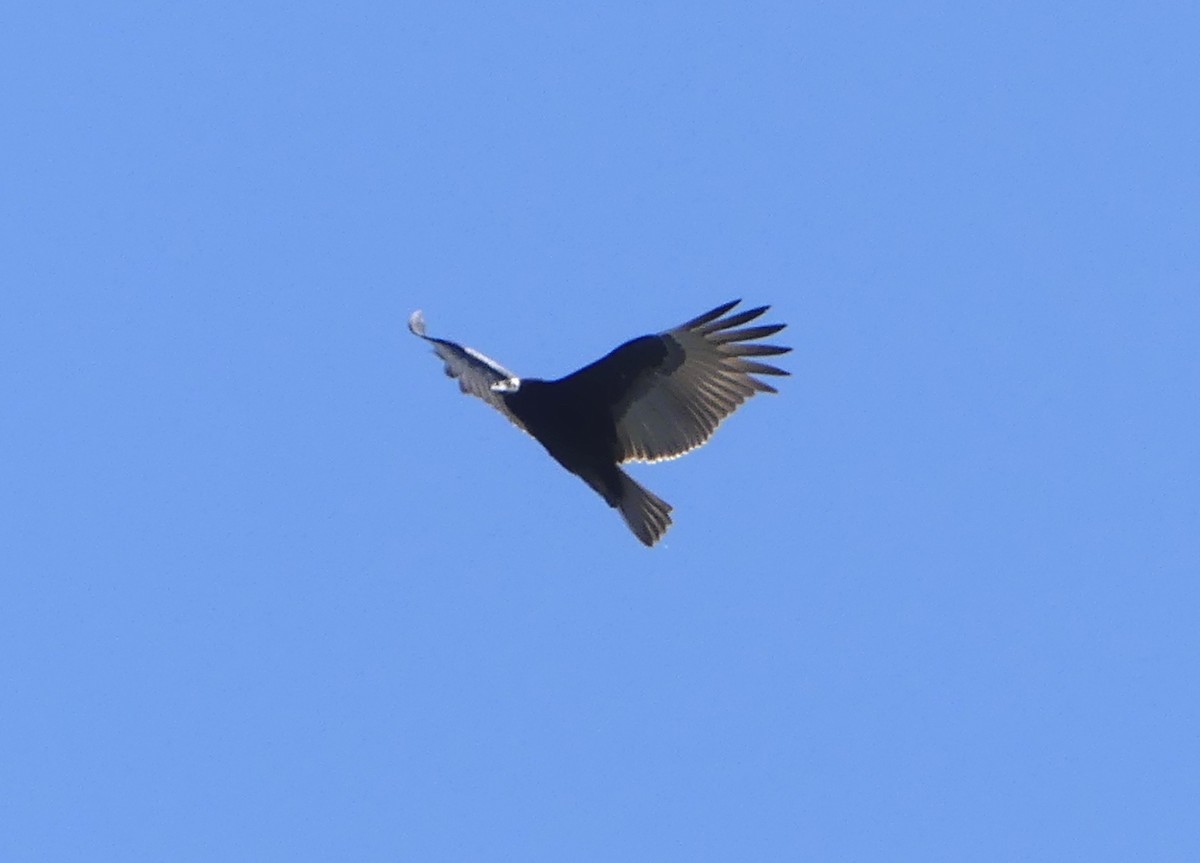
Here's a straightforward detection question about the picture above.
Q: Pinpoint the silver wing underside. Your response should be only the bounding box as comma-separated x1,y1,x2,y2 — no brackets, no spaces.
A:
409,310,527,431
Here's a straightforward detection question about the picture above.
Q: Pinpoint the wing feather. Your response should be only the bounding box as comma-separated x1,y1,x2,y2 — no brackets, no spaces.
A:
408,311,527,431
696,305,769,333
607,301,791,463
678,299,740,330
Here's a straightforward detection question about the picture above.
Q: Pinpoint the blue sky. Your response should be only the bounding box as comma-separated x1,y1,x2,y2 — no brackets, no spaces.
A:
3,2,1197,860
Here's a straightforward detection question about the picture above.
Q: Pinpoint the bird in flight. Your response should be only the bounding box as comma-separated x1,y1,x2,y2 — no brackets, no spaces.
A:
409,300,790,546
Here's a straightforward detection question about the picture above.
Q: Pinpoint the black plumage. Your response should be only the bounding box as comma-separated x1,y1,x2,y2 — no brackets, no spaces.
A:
409,300,790,546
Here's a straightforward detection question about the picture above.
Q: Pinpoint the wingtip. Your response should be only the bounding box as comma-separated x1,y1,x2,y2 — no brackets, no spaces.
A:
680,299,741,331
408,310,427,337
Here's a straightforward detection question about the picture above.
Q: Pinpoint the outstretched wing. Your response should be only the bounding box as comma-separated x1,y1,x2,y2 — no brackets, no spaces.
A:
558,300,790,463
408,311,526,431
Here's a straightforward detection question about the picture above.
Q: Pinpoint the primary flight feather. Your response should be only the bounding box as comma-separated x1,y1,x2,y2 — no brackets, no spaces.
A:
409,300,790,546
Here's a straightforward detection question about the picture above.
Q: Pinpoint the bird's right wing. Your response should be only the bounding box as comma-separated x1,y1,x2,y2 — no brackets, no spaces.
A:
557,300,790,463
408,311,527,431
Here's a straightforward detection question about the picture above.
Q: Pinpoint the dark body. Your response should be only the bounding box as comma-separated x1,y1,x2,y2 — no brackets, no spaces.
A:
505,378,623,504
504,337,673,506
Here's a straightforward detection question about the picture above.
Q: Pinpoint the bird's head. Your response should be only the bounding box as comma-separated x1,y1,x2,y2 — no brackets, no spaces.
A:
490,376,522,394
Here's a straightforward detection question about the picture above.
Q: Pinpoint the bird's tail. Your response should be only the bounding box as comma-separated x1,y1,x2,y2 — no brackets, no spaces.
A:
616,469,674,547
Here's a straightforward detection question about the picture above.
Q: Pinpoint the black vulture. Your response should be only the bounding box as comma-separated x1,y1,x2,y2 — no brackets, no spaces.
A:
409,300,790,546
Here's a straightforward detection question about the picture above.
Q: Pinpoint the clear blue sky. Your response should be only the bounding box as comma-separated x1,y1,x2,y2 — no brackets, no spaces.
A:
3,2,1197,860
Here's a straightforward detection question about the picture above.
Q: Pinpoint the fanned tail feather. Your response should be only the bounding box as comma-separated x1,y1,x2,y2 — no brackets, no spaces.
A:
616,469,674,546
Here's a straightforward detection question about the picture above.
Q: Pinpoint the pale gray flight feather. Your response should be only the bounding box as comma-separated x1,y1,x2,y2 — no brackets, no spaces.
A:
408,311,526,431
611,302,790,464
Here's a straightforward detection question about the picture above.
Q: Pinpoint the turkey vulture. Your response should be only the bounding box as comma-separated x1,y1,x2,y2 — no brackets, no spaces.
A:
409,300,790,546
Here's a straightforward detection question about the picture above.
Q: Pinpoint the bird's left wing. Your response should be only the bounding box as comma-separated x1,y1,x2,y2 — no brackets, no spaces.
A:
408,311,527,431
